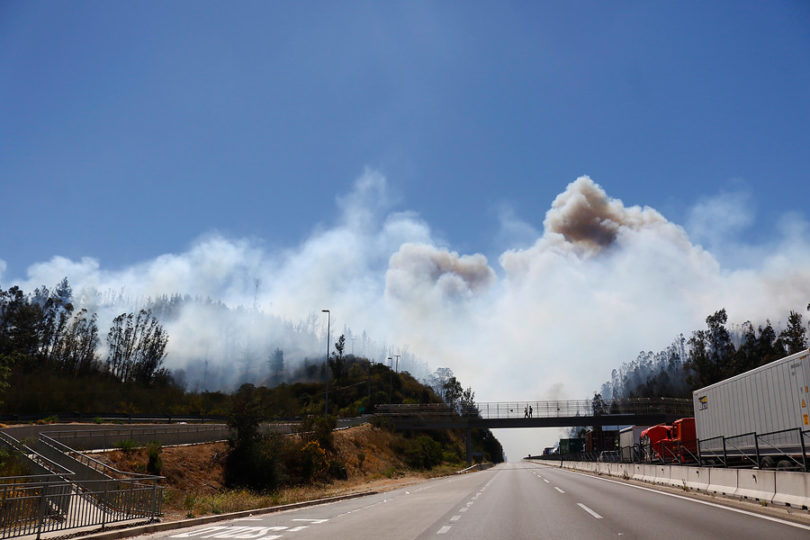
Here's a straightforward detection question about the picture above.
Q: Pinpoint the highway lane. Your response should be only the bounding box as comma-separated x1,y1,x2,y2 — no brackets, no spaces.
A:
131,462,810,540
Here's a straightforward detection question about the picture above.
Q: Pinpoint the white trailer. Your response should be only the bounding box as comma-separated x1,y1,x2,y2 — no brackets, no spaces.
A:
692,348,810,465
619,426,648,462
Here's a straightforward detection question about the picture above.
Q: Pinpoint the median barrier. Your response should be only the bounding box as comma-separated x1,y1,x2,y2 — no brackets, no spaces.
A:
654,465,672,486
772,471,810,509
735,469,776,502
685,466,709,491
707,468,737,496
637,464,658,483
631,463,645,482
669,464,690,489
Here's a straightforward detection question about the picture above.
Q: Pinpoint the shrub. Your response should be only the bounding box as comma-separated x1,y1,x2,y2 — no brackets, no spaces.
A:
328,459,348,480
302,415,336,451
286,441,328,484
116,439,137,452
146,441,163,475
404,435,443,470
225,432,286,492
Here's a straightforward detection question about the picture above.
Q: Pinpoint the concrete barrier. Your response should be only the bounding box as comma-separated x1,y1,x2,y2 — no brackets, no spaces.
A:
773,471,810,509
638,464,658,484
707,468,737,496
654,464,673,487
669,465,690,489
685,466,709,491
735,469,776,502
535,460,809,510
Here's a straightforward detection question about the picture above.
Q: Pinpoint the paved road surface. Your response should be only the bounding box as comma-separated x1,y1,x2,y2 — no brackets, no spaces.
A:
132,462,810,540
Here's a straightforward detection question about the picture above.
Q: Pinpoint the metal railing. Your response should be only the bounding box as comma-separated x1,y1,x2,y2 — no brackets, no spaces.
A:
533,427,810,471
0,433,164,539
376,397,693,419
0,475,162,539
43,424,231,451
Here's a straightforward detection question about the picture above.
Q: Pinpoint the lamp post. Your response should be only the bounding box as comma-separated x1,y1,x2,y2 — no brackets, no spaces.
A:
322,309,330,420
393,354,400,374
387,356,393,402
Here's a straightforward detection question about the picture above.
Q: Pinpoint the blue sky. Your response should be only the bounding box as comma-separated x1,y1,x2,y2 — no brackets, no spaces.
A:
2,1,809,277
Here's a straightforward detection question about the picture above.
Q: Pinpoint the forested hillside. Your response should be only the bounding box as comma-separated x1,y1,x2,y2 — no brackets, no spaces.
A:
599,306,809,400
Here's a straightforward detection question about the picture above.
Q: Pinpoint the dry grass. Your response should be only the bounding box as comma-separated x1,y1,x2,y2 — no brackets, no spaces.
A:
102,424,463,521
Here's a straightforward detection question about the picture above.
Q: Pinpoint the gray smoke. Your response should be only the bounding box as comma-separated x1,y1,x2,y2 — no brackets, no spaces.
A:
3,172,810,457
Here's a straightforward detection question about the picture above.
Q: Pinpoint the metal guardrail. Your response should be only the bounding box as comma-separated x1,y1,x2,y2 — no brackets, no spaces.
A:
43,424,231,451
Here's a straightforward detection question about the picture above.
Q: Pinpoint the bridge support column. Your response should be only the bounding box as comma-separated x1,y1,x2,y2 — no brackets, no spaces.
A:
465,429,472,466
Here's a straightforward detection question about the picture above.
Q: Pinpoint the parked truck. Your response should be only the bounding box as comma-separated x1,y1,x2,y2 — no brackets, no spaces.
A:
619,425,648,462
692,348,810,467
558,438,584,455
640,418,696,463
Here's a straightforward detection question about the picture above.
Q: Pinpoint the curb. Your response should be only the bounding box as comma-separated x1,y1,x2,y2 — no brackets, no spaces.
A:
73,491,378,539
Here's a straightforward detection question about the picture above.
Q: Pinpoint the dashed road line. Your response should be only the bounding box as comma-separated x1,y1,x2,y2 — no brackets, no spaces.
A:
577,503,603,519
437,525,452,534
554,487,565,493
543,478,549,484
450,515,461,522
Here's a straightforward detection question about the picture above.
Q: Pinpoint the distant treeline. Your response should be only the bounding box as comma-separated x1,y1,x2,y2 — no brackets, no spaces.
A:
0,280,485,431
599,306,810,400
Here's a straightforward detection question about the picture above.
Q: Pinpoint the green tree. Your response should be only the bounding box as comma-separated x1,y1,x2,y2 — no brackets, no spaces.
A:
685,309,735,388
106,309,168,384
779,310,807,355
328,334,346,380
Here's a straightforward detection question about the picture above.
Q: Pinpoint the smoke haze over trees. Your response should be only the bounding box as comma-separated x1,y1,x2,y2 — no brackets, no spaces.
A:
3,174,810,458
599,307,809,400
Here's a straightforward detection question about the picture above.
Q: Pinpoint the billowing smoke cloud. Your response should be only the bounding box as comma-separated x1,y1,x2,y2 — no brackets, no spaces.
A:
543,176,668,252
6,172,810,457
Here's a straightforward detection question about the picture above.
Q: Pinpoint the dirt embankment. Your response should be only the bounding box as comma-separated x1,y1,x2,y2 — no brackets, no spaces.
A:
99,424,448,521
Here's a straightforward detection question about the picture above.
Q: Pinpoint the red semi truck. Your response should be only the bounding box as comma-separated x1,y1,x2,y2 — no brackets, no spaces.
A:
640,417,697,463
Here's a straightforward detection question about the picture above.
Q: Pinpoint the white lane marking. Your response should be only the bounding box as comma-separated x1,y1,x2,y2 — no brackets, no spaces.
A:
459,507,468,513
287,526,308,532
172,526,287,538
232,518,263,521
437,525,452,534
291,519,328,524
577,503,603,519
543,478,549,484
466,501,474,506
450,515,461,522
556,467,810,532
554,487,565,493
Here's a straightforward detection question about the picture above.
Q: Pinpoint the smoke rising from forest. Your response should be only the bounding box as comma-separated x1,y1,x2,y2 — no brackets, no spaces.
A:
2,173,810,402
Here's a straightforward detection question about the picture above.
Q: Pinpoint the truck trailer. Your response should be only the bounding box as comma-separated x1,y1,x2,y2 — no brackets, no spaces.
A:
619,425,648,462
692,348,810,467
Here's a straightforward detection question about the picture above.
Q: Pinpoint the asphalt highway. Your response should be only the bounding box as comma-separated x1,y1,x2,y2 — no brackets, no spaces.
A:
132,462,810,540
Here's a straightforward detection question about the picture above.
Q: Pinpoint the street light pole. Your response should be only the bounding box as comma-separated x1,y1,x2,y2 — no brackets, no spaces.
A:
322,309,330,420
393,354,400,374
387,356,393,402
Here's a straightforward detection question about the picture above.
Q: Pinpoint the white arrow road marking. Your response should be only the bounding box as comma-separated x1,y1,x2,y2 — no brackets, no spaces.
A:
577,503,603,519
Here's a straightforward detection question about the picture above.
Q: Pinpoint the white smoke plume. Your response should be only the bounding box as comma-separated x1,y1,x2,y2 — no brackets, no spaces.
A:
6,172,810,456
